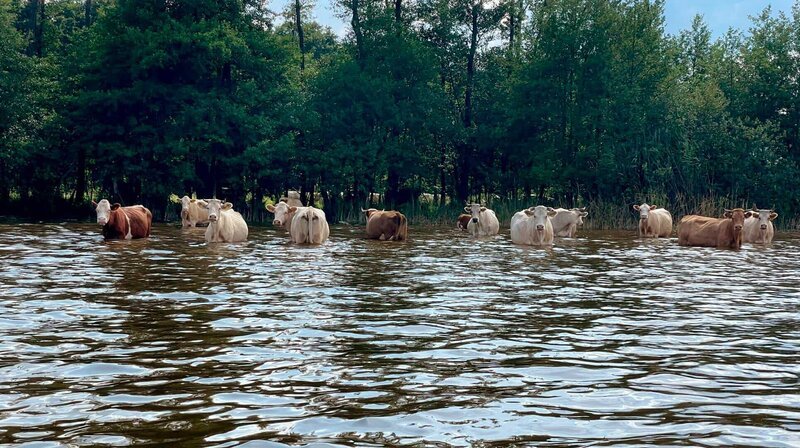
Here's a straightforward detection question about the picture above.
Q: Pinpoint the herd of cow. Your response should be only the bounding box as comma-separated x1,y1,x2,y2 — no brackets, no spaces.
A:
91,192,779,249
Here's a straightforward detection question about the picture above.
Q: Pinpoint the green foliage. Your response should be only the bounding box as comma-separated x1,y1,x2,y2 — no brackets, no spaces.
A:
1,0,800,226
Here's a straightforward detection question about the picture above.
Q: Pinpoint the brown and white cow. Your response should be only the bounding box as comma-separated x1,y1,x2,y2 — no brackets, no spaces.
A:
290,207,329,244
457,214,472,231
201,199,248,243
180,196,209,228
510,205,557,246
464,203,500,236
93,199,152,240
678,208,752,249
266,200,299,228
743,207,778,244
633,203,673,238
551,207,588,238
362,208,408,241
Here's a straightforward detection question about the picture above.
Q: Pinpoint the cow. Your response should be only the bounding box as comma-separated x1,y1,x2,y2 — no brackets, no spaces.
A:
201,199,248,243
290,207,329,244
281,190,304,207
266,200,298,228
551,207,588,237
633,203,673,238
464,203,500,236
678,208,752,249
457,214,472,230
743,207,778,244
179,196,209,228
362,208,408,241
93,199,152,240
510,205,557,246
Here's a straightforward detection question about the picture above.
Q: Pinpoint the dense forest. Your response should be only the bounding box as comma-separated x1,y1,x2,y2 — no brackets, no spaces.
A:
1,0,799,226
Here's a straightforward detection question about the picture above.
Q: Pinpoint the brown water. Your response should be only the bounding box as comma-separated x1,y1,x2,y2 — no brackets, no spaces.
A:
0,223,799,447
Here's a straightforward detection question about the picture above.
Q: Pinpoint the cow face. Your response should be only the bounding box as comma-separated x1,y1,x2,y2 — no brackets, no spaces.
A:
202,199,231,222
751,209,778,230
723,208,751,232
93,199,112,225
180,196,191,213
571,207,588,226
465,204,486,224
267,200,296,226
524,206,557,232
633,203,656,221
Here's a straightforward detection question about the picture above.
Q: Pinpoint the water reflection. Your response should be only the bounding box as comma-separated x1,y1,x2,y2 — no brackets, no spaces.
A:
0,223,798,446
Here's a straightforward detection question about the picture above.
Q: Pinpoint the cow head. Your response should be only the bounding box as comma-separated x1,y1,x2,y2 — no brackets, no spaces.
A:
361,208,379,220
633,203,657,221
180,195,191,212
267,200,297,226
751,207,778,230
202,199,232,222
464,203,486,224
571,207,589,226
723,208,751,234
524,206,557,232
287,190,301,200
295,207,322,242
93,199,113,225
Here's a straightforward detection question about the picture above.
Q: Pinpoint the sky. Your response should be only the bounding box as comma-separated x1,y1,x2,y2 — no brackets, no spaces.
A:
271,0,797,39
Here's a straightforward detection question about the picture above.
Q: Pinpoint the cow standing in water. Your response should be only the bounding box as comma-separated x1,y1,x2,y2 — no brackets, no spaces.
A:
465,203,500,236
362,208,408,241
633,203,673,238
743,207,778,244
510,205,557,246
550,207,588,238
93,199,152,240
202,199,248,243
180,196,209,228
457,214,472,231
290,207,329,244
678,208,752,249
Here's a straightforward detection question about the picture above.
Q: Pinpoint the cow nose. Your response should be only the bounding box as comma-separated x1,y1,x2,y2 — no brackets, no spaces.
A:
734,225,742,230
273,219,281,225
98,219,106,225
536,225,544,230
761,224,767,230
471,218,478,223
209,214,217,221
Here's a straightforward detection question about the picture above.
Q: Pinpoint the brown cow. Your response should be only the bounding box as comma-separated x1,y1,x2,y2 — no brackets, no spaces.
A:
93,199,152,240
362,208,408,241
678,208,752,249
457,214,472,231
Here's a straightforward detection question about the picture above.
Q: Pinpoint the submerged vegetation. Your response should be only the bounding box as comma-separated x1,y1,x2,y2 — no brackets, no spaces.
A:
1,0,799,227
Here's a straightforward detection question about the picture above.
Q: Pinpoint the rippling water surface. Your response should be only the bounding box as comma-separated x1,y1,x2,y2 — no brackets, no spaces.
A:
1,223,799,446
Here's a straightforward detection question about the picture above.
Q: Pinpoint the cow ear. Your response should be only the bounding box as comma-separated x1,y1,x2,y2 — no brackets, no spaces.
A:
651,205,658,209
547,209,558,217
769,212,778,221
524,209,534,216
464,206,470,213
223,202,233,210
190,198,196,203
750,212,760,219
633,205,640,211
111,203,121,210
480,207,486,212
91,201,97,207
288,206,297,213
266,204,276,213
580,211,588,217
723,210,732,218
744,211,753,218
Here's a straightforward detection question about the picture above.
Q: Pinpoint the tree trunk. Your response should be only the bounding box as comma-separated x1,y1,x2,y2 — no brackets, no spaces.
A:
84,0,93,26
33,0,45,57
351,0,365,65
464,1,479,128
295,0,305,72
394,0,402,24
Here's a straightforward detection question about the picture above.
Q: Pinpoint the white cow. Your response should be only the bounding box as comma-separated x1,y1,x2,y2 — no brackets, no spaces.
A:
202,199,248,243
180,196,209,228
464,203,500,236
510,205,557,246
633,203,672,238
266,200,298,228
282,190,304,207
290,207,329,244
551,207,588,237
743,207,777,244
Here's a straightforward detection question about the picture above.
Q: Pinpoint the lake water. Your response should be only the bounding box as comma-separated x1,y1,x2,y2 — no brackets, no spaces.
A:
0,223,799,446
